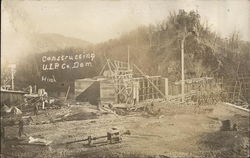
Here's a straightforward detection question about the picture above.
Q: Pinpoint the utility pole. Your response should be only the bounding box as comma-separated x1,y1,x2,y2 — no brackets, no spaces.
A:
181,37,185,103
180,26,198,103
11,69,14,90
9,64,16,90
128,45,130,70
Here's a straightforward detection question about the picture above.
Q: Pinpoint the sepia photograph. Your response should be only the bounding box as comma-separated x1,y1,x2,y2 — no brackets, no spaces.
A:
1,0,250,157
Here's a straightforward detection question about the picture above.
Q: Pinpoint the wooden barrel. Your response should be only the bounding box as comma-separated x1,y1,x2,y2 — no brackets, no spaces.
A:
220,120,231,131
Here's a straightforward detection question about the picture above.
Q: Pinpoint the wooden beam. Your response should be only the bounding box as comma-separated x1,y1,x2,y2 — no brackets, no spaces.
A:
133,64,166,99
65,86,70,102
98,62,108,76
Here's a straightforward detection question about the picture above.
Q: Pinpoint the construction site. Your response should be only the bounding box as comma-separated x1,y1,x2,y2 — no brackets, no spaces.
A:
1,1,250,158
1,55,250,158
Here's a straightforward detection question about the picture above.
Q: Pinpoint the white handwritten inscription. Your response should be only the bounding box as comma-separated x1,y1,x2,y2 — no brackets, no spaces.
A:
41,75,56,83
42,62,93,71
41,52,95,71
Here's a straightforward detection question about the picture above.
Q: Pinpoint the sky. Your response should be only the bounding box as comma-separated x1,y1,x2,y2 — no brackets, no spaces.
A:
1,0,250,63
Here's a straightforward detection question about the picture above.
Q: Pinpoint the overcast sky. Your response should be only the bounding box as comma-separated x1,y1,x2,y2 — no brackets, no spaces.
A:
1,0,250,64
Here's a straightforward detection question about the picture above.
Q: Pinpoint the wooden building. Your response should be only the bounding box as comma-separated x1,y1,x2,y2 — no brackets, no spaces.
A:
0,89,27,106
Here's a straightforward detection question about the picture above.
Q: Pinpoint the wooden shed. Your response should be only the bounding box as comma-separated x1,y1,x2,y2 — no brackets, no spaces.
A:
75,78,116,105
0,89,27,106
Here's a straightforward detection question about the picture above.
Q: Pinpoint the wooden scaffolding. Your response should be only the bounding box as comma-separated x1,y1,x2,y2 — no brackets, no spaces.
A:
99,59,167,104
100,59,134,103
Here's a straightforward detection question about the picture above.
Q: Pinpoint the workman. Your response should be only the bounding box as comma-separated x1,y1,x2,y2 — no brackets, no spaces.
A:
1,126,5,142
18,119,25,137
34,103,39,115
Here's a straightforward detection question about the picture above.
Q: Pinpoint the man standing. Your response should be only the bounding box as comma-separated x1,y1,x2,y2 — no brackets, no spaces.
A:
18,119,25,137
34,103,39,115
1,126,5,142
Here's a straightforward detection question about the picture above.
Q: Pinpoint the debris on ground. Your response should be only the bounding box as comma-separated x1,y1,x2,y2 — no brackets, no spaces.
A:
1,105,22,115
28,136,52,146
1,99,249,158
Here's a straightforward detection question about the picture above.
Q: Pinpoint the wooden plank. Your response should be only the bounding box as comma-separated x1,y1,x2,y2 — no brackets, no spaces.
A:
134,64,166,99
64,86,71,102
224,102,250,112
98,62,107,76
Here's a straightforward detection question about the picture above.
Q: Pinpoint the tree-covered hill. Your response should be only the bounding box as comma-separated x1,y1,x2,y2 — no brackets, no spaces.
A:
94,10,250,82
4,10,249,94
29,33,91,53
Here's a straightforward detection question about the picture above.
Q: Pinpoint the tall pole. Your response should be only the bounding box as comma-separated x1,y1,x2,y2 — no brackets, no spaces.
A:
10,64,16,90
181,37,185,102
128,45,130,70
11,68,14,90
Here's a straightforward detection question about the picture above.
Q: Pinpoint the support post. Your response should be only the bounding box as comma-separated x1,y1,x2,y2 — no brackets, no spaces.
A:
128,45,130,70
99,62,107,76
65,86,71,102
11,70,14,90
34,85,37,94
9,64,16,90
134,64,166,99
181,37,185,103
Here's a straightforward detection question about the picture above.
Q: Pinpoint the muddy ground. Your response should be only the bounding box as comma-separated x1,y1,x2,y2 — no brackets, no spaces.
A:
1,101,249,158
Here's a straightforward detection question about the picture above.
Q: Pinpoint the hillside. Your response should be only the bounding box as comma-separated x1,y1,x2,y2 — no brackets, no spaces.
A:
29,33,91,54
94,10,250,82
12,10,250,83
4,10,249,100
1,33,92,89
